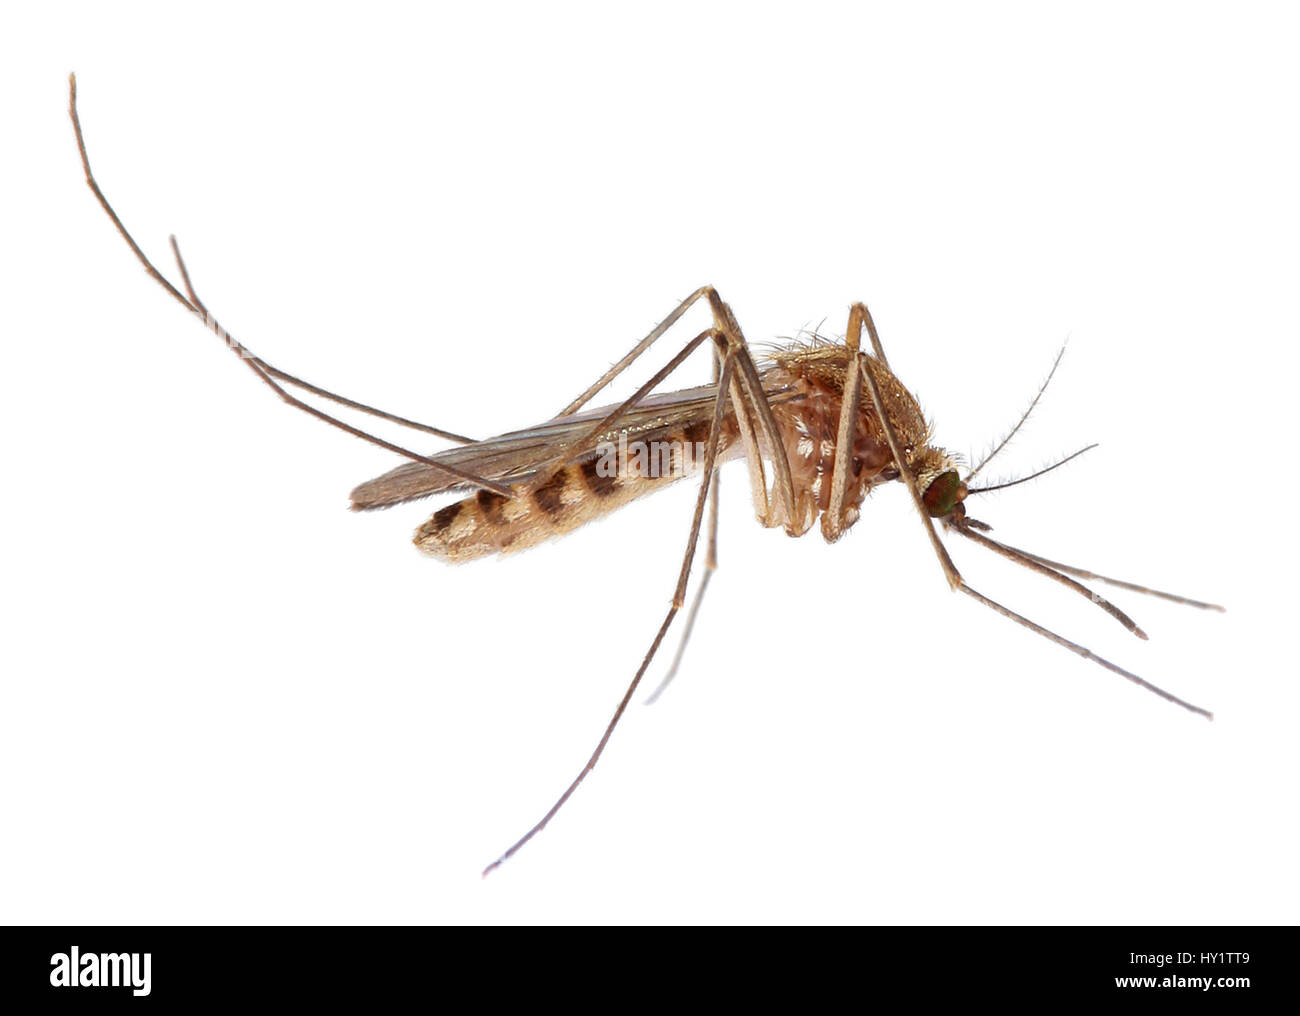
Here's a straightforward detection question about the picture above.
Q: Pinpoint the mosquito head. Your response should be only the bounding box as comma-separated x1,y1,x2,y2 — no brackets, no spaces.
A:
921,468,968,520
913,447,968,521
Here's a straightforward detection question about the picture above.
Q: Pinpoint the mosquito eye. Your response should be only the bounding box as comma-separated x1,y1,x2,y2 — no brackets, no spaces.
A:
922,470,965,518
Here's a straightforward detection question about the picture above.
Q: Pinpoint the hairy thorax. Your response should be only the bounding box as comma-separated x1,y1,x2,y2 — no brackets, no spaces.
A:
762,344,943,539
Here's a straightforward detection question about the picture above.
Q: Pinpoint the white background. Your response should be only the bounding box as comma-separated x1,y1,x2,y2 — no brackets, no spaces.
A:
3,2,1296,924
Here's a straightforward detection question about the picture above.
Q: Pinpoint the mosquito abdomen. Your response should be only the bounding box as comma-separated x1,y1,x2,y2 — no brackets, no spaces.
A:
414,424,715,562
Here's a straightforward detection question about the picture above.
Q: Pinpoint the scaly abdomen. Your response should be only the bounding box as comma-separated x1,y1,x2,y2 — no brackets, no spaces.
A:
415,421,719,562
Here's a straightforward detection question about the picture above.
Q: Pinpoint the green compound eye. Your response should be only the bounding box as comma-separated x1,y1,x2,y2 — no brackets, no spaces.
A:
922,469,965,518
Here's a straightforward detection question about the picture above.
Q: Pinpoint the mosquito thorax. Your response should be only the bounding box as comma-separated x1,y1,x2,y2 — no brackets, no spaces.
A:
921,468,967,519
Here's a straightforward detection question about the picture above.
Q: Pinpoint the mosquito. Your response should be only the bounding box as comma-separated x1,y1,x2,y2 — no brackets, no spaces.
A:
69,75,1223,876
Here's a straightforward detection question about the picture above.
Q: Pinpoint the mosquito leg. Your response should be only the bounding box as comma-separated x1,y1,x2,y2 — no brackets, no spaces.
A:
250,361,476,444
701,344,794,533
821,304,875,541
642,518,716,705
550,283,799,533
527,326,719,487
850,301,887,365
709,294,796,527
863,343,1212,715
855,342,964,589
733,347,799,530
482,345,737,876
849,301,1212,716
68,75,476,447
167,239,513,496
556,285,725,416
646,348,724,704
535,288,800,541
553,283,799,532
727,367,772,523
691,290,801,532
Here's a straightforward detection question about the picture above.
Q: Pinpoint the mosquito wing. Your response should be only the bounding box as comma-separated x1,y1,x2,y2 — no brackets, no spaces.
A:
350,383,768,510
